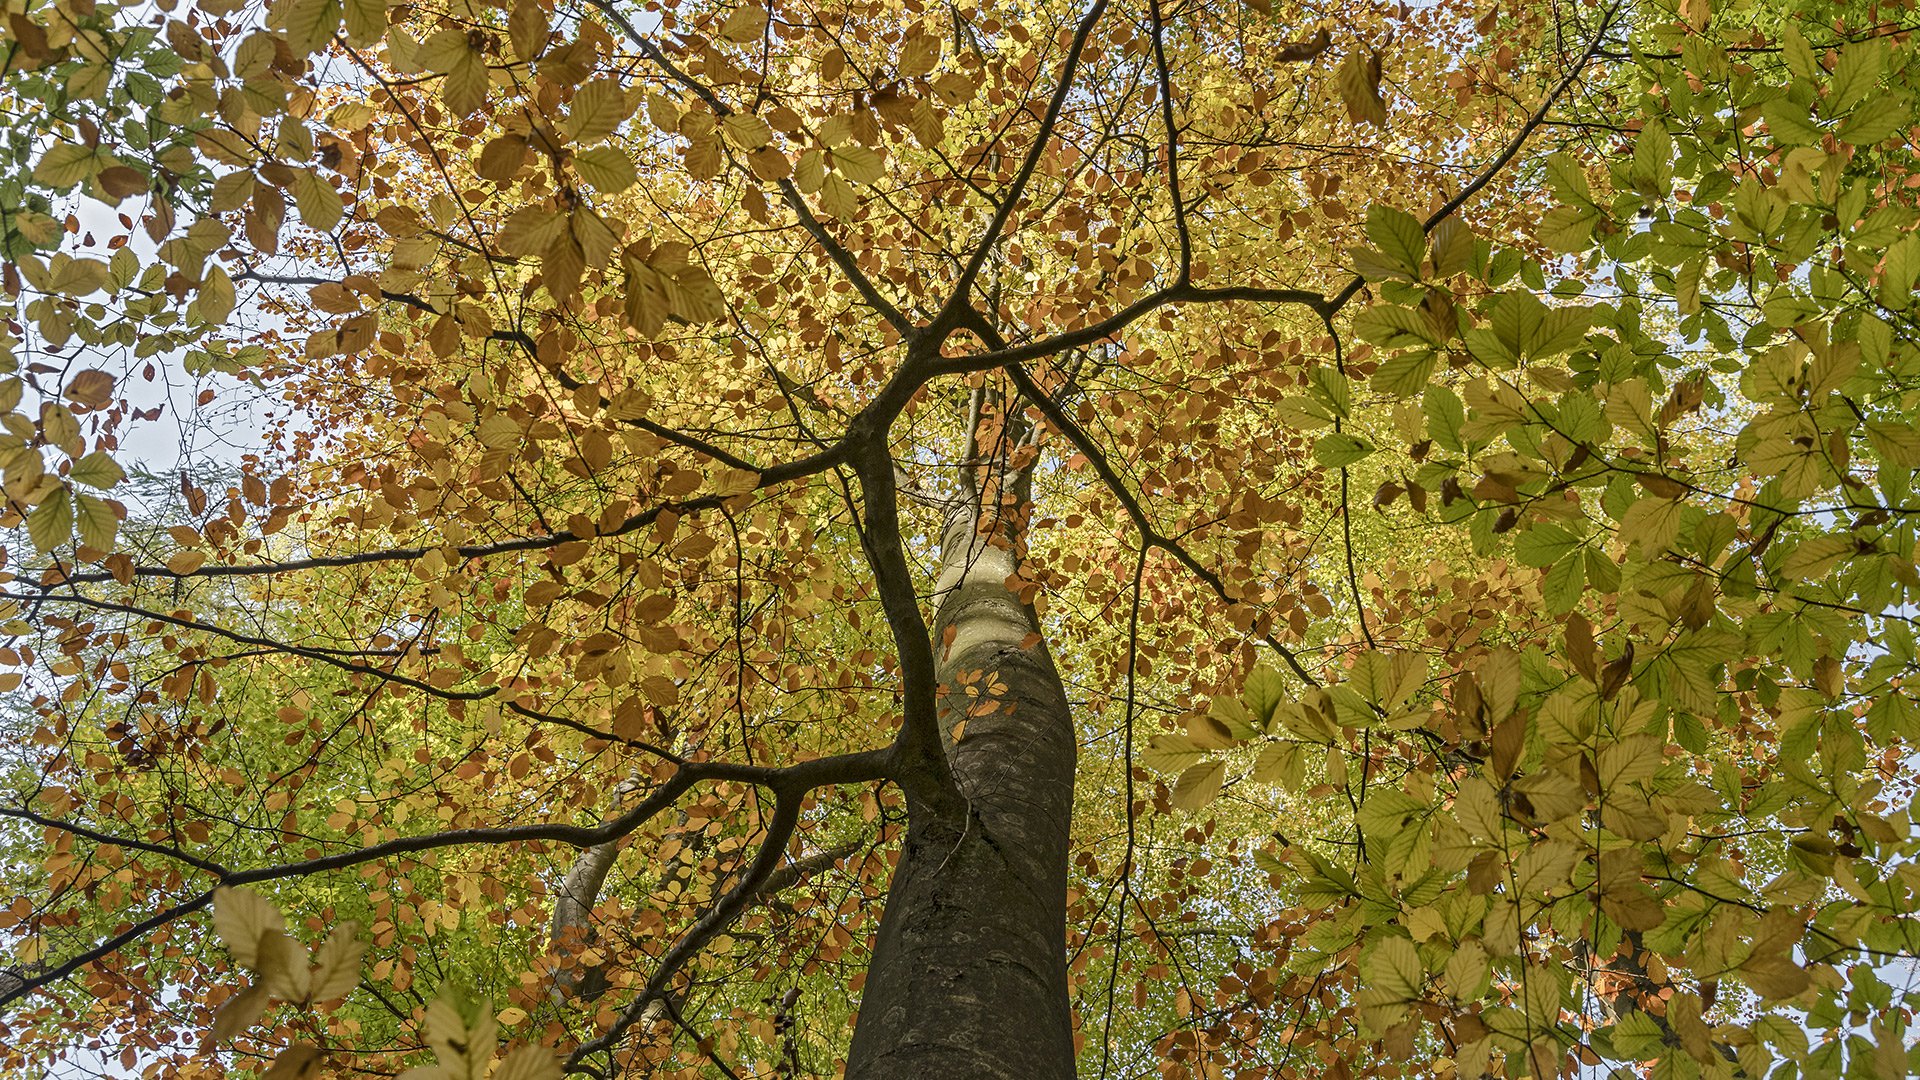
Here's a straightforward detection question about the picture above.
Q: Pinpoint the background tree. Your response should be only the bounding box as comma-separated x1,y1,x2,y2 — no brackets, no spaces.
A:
5,0,1920,1077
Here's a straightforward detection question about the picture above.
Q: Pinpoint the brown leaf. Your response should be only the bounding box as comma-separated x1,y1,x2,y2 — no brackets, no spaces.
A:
1599,643,1633,701
1636,473,1687,499
200,981,271,1052
1813,654,1843,699
1740,954,1811,999
1337,47,1387,127
1465,850,1501,894
63,369,114,410
1490,710,1524,779
262,1043,325,1080
1564,613,1597,682
96,165,147,200
307,282,360,315
1275,28,1330,62
8,14,49,59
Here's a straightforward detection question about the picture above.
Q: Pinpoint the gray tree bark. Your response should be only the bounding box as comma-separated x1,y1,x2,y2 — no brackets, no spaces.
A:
845,412,1078,1079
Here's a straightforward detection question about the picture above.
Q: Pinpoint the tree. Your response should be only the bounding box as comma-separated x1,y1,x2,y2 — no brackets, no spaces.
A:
5,0,1920,1074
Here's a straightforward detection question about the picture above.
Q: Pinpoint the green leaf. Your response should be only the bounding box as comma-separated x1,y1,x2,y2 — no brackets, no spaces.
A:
292,170,345,233
1840,103,1908,147
1308,365,1350,419
69,452,125,489
1365,205,1425,276
1362,935,1422,1000
28,488,73,552
1630,120,1673,196
1250,743,1304,789
1539,205,1597,253
1866,421,1920,468
1170,760,1225,811
33,144,100,188
1243,666,1287,729
198,264,237,324
1608,1010,1667,1058
1762,97,1822,145
1353,305,1439,348
1618,496,1685,557
567,81,631,145
1829,38,1886,114
1313,433,1373,468
1141,733,1207,774
1543,152,1591,204
574,147,638,191
1372,350,1437,398
282,0,343,56
73,493,118,549
1780,25,1820,81
1514,523,1581,568
342,0,386,46
1541,551,1585,613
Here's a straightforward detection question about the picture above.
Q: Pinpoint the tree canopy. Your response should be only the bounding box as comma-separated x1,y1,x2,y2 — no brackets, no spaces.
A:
5,0,1920,1076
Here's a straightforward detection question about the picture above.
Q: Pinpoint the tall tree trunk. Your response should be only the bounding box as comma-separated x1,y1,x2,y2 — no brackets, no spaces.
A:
846,406,1078,1079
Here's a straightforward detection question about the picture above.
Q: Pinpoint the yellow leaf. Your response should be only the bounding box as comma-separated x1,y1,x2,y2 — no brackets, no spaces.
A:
722,112,772,149
718,3,767,43
899,29,940,78
1170,759,1224,811
443,47,489,116
33,143,99,187
574,146,636,191
212,887,287,970
566,80,630,145
167,550,208,575
830,142,883,185
260,929,311,1002
342,0,384,45
281,0,343,56
27,489,72,552
498,207,565,256
291,169,345,233
1337,48,1387,127
73,493,118,550
308,922,365,1002
63,369,114,409
197,264,237,324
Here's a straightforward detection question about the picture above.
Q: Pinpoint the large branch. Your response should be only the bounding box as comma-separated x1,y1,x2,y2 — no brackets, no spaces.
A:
928,6,1622,377
563,789,805,1074
0,748,890,1011
4,590,682,758
25,439,847,591
847,439,964,810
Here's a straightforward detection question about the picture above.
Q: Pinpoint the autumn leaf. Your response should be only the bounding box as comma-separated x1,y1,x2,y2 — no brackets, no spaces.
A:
1337,46,1386,126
